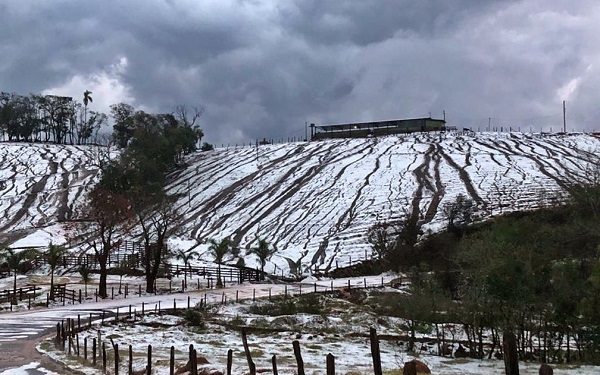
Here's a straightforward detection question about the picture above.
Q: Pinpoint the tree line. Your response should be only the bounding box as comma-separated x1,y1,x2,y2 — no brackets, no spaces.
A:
0,91,106,144
368,165,600,364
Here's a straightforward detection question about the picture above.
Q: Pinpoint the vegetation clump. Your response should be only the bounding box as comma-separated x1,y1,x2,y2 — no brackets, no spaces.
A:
246,294,324,316
365,166,600,364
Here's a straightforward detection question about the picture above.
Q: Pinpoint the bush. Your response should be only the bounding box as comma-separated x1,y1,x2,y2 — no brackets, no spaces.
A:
246,294,324,316
183,309,206,329
200,142,214,151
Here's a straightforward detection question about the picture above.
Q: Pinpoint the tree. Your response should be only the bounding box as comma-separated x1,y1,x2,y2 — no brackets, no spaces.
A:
200,142,214,151
83,90,92,120
249,238,277,273
85,185,133,298
207,237,233,287
137,194,183,293
44,242,68,300
175,249,198,289
0,93,40,142
37,95,76,143
367,221,398,270
443,193,478,236
111,103,136,148
0,247,38,303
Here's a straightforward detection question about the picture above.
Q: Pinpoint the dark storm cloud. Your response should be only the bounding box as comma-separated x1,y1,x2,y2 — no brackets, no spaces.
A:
1,0,598,145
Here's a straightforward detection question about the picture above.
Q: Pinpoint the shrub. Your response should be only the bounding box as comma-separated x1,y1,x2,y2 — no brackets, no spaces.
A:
246,294,324,316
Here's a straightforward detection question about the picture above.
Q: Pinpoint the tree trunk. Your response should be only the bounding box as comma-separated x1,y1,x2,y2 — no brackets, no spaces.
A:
184,262,187,290
98,264,108,298
50,268,55,300
217,263,223,287
12,270,17,305
503,331,519,375
146,273,156,294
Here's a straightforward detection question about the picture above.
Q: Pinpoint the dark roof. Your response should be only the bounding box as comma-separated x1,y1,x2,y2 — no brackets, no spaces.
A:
315,117,445,132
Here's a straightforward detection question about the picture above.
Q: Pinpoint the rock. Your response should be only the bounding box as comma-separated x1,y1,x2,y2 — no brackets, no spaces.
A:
539,363,553,375
174,356,211,375
403,359,431,375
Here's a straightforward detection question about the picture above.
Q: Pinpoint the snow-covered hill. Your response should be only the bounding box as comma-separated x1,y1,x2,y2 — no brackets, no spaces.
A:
0,143,106,243
167,132,600,273
1,132,599,274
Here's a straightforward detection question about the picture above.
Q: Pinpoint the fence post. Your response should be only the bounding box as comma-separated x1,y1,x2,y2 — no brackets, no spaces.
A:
326,353,335,375
92,337,97,366
170,345,175,375
241,328,256,375
370,328,383,375
227,349,233,375
102,342,107,372
129,344,133,375
114,343,119,375
188,344,195,375
147,344,152,375
292,340,305,375
84,336,87,360
272,354,279,375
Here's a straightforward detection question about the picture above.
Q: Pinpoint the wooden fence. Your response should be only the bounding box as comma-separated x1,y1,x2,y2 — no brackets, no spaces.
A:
0,285,41,306
49,278,557,375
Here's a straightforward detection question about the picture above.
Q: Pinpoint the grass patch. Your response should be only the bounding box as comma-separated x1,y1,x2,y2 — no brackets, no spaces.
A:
246,294,324,316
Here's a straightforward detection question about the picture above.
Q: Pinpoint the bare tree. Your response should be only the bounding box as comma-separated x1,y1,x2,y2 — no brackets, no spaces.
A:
84,187,134,298
137,195,184,293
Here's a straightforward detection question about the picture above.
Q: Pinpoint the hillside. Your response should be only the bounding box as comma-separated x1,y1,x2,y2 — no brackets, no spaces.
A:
166,132,600,273
0,133,599,274
0,143,106,243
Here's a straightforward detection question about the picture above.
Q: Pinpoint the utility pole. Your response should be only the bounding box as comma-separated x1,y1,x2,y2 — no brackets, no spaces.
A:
305,122,308,142
443,110,446,122
563,100,567,133
488,117,491,132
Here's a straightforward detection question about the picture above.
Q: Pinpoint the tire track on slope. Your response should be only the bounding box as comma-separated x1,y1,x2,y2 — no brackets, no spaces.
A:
228,140,374,249
404,144,435,242
0,149,57,232
436,143,484,206
280,140,380,253
422,144,446,224
307,141,389,265
497,139,570,190
232,140,363,249
179,149,286,227
177,145,303,218
340,142,394,230
228,144,346,248
189,143,340,239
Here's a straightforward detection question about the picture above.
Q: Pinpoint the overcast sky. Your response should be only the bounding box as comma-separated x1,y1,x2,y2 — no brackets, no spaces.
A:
1,0,599,144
